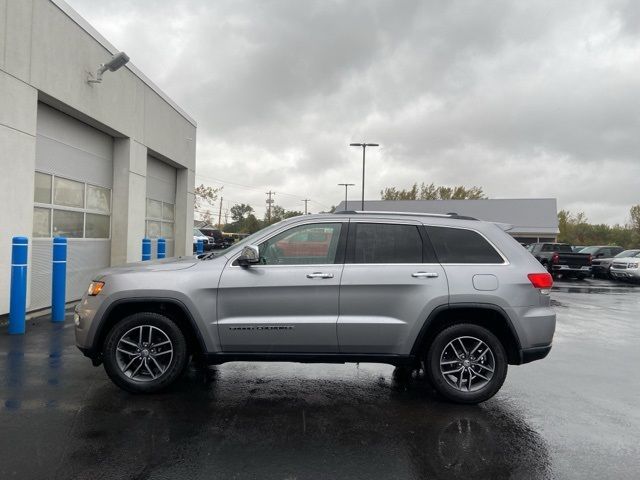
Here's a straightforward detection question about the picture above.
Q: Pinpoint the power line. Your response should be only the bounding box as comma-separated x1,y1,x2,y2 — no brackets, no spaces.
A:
195,173,308,200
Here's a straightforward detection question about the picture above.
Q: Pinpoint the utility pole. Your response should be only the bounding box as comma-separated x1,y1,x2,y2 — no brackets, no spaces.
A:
303,199,310,215
338,183,355,209
217,197,223,228
349,143,379,210
266,191,275,223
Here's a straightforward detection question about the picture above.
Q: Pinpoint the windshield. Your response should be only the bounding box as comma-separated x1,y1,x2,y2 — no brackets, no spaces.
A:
615,249,640,258
199,220,291,260
193,229,205,236
230,221,289,250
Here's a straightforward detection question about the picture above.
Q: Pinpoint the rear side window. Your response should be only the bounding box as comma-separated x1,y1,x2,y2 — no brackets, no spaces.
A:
351,223,424,263
425,226,504,264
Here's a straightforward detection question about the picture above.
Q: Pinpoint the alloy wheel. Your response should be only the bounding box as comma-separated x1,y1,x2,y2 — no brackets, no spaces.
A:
439,336,495,392
115,325,174,382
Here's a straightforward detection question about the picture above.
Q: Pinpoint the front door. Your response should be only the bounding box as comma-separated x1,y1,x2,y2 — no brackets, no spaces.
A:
338,221,449,354
217,221,346,352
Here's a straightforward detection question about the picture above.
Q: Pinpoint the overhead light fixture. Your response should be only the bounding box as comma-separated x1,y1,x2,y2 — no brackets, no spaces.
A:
88,51,130,84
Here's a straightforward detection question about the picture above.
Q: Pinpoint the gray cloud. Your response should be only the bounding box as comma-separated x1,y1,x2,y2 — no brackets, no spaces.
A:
68,0,640,223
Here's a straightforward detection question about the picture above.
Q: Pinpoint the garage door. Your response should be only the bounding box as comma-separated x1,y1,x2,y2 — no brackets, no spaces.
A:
31,103,113,310
145,156,176,257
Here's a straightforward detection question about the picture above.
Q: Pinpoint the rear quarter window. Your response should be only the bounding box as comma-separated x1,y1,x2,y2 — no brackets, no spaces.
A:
425,226,504,264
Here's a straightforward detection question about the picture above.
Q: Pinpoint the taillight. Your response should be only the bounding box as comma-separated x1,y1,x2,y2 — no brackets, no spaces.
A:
528,273,553,289
587,254,592,265
551,253,560,264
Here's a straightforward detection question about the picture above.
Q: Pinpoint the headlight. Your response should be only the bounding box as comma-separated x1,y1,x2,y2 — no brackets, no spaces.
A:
629,263,639,269
87,281,105,296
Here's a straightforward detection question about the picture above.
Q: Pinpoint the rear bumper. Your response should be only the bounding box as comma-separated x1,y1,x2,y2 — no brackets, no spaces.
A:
551,265,591,273
519,345,552,364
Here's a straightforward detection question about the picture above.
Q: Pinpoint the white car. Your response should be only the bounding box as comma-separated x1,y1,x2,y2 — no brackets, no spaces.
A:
193,228,209,251
610,251,640,282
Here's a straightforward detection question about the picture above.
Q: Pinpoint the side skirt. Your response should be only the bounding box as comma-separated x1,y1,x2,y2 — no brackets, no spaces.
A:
203,352,417,367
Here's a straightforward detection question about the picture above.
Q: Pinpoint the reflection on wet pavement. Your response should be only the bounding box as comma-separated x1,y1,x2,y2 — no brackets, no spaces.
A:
0,277,638,479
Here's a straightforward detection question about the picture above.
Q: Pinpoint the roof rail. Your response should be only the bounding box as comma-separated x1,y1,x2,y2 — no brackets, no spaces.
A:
334,210,478,220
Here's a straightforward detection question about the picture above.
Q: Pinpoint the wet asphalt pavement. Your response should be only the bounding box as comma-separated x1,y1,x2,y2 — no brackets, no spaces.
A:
1,278,639,479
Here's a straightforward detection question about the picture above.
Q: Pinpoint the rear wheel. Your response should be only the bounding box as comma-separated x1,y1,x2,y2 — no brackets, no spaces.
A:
425,324,508,404
103,312,188,393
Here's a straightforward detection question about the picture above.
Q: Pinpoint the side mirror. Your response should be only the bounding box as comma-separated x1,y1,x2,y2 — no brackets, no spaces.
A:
596,253,605,258
237,245,260,266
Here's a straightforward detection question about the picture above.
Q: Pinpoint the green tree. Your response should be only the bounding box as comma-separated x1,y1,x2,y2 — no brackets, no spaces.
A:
230,203,254,222
630,205,640,232
557,209,639,248
264,206,304,225
242,213,261,234
381,183,486,200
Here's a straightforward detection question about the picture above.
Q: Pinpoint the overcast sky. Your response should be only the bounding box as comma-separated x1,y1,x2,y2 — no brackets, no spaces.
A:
68,0,640,224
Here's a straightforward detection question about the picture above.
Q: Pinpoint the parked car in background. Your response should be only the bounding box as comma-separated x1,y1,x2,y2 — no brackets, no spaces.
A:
199,227,233,249
529,243,592,279
571,245,586,253
591,249,639,278
610,251,640,282
578,245,624,260
193,228,210,252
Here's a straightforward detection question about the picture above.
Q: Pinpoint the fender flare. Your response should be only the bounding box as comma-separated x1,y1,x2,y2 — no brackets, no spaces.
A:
409,303,522,357
91,296,208,355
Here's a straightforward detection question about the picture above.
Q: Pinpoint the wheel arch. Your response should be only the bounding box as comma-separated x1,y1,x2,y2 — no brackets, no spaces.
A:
93,298,207,360
411,304,522,365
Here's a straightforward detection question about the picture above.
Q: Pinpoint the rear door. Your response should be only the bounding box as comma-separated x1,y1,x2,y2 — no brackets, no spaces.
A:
217,221,346,352
338,220,448,354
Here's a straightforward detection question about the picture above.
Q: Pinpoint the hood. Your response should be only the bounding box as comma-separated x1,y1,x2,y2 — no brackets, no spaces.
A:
94,256,198,279
611,257,640,263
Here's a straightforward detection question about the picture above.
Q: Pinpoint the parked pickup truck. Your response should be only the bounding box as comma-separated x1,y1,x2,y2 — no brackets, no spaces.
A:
528,243,592,279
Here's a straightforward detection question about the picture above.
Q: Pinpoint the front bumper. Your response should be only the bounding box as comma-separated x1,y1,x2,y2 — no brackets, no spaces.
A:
610,269,640,279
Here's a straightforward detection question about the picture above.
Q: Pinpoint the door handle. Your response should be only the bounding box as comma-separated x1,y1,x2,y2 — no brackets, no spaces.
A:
306,272,334,279
412,272,439,278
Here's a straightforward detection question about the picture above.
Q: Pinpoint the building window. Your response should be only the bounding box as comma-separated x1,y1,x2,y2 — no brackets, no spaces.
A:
146,198,174,239
32,171,111,239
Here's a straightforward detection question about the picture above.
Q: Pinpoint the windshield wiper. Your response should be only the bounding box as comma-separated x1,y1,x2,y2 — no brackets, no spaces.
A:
198,251,219,260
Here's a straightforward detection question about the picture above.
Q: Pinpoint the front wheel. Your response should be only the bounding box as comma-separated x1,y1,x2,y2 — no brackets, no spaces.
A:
425,324,508,404
103,312,189,393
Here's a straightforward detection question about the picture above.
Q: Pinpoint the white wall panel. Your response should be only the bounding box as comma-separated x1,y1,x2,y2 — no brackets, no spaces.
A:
146,156,176,203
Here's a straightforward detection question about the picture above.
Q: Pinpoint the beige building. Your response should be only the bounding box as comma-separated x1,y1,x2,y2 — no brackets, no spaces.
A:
0,0,197,314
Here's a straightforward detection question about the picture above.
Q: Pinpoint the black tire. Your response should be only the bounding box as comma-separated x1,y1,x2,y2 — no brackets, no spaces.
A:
425,324,508,404
103,312,189,393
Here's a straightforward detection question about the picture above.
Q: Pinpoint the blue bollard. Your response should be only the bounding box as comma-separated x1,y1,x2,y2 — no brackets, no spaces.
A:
51,237,67,323
9,237,28,335
196,239,204,255
142,238,151,261
157,238,166,259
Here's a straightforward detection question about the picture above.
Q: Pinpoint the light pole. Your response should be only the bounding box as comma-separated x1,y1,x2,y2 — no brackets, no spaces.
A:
338,183,355,209
349,143,379,210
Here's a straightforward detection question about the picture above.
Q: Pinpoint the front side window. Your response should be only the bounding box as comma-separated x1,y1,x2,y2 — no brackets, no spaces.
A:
426,226,504,264
351,223,424,264
258,223,342,265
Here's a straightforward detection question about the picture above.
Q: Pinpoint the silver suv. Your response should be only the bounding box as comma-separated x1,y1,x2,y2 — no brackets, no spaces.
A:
75,211,556,404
